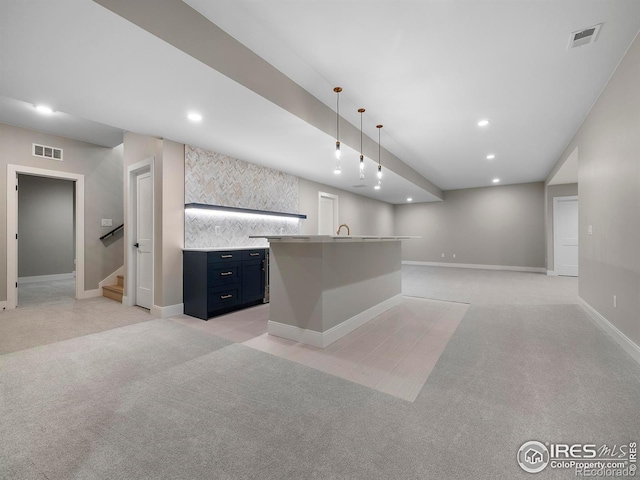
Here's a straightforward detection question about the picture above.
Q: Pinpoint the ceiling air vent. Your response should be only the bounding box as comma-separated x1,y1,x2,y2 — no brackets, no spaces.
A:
32,143,63,161
568,24,602,49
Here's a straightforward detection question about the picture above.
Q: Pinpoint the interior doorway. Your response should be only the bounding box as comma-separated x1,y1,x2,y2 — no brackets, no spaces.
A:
553,195,579,277
17,174,76,307
125,159,154,310
6,165,85,309
318,192,338,235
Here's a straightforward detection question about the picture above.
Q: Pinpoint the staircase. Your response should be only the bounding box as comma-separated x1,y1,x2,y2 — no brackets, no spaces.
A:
103,275,124,303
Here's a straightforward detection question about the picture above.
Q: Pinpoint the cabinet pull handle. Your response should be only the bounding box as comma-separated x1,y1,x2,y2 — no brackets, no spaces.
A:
221,254,233,258
249,252,260,256
220,294,233,299
220,271,233,276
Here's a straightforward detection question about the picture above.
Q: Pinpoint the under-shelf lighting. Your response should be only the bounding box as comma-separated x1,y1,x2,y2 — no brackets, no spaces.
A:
185,203,307,221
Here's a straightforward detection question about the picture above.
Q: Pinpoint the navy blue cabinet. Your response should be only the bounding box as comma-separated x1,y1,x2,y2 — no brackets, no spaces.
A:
183,248,266,320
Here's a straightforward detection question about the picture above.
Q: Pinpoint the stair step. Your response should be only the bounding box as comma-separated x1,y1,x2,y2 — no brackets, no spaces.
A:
103,284,124,303
117,275,124,287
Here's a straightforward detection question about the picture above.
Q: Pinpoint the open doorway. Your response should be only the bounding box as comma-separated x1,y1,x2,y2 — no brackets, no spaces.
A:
7,164,85,310
17,174,76,307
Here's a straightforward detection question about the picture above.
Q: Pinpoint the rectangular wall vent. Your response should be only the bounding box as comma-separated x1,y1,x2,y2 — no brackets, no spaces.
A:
569,23,602,49
32,143,63,161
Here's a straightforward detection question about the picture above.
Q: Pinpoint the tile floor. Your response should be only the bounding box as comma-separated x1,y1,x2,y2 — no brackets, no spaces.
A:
173,295,469,402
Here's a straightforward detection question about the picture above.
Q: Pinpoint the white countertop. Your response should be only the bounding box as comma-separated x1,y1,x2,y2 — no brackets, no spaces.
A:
183,246,268,252
249,235,419,243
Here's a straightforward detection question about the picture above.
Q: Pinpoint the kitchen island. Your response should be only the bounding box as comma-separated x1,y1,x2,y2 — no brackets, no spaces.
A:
250,235,415,348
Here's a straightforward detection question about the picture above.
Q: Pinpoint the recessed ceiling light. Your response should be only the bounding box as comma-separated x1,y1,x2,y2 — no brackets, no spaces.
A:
477,119,490,127
35,105,53,115
486,154,495,160
187,112,202,122
492,178,500,183
407,198,413,202
374,184,381,190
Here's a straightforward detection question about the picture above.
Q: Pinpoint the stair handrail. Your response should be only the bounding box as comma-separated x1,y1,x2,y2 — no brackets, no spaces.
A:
99,223,124,241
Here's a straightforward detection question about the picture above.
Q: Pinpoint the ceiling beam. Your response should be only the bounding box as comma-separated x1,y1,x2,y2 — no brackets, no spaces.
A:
93,0,443,200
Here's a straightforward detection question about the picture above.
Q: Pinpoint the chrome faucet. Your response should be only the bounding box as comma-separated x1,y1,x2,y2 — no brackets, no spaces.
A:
336,223,350,236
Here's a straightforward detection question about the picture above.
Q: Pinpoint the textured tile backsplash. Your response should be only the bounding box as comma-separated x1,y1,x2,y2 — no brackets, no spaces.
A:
185,146,301,248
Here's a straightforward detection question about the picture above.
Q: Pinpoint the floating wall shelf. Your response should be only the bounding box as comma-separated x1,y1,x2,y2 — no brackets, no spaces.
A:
184,203,307,219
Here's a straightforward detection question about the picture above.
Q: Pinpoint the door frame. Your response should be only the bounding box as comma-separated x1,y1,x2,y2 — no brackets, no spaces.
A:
6,164,85,309
318,191,339,234
125,158,154,308
553,195,578,277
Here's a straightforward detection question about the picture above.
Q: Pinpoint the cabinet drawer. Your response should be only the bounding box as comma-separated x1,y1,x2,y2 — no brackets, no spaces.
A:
208,251,240,264
208,284,241,310
241,249,265,261
208,262,241,286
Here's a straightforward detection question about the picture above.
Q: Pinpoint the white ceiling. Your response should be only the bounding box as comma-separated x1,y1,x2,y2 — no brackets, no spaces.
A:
1,0,639,203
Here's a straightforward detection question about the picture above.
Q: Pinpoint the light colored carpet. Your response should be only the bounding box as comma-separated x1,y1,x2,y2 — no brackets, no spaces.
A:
402,264,578,305
18,278,76,307
0,296,153,354
1,267,638,479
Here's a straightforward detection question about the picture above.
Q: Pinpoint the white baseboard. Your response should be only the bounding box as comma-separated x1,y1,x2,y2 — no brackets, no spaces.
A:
18,272,75,284
151,303,184,318
402,261,545,274
578,297,640,365
268,294,403,348
547,270,557,276
0,301,7,311
98,266,124,289
78,289,101,299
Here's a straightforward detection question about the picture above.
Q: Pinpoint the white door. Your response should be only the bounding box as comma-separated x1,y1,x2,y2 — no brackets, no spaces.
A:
135,171,152,308
554,196,578,277
318,192,338,235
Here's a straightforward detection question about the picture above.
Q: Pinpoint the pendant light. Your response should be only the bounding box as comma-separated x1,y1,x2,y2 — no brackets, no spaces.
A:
333,87,342,174
358,108,365,180
375,124,383,189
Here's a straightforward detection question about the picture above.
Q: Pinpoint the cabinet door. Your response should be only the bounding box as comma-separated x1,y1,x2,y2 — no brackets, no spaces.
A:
242,260,264,304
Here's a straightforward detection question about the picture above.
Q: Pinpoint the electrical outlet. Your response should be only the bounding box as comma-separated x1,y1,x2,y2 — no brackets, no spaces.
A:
101,218,112,227
613,295,617,308
441,253,445,258
215,226,221,235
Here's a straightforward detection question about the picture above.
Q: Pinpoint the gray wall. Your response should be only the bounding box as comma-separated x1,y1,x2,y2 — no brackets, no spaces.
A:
122,132,185,309
548,34,640,346
18,175,75,277
395,182,545,268
545,183,578,272
299,178,394,236
0,123,124,298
